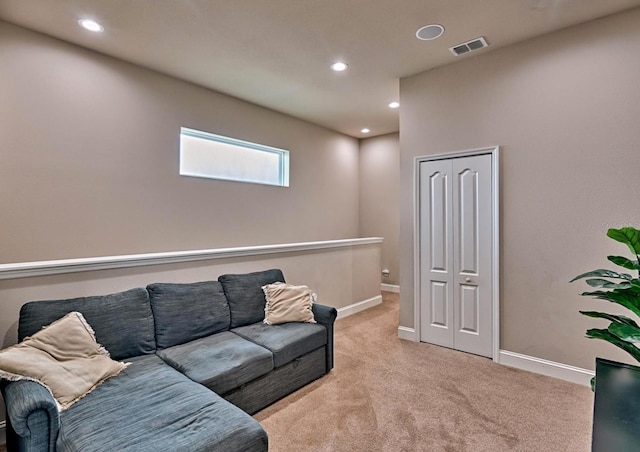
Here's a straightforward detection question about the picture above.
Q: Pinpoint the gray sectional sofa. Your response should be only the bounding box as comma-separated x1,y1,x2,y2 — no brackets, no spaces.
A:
1,269,337,452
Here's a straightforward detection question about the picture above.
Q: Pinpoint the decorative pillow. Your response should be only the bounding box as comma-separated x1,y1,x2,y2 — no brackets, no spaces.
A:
0,311,128,411
262,282,317,325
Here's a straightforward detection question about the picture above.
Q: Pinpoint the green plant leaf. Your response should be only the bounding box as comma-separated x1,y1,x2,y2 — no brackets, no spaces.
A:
607,255,640,270
580,290,640,318
590,376,596,392
622,280,640,295
609,323,640,343
573,228,640,371
585,278,632,289
586,328,640,362
570,269,633,282
579,311,639,327
608,227,640,256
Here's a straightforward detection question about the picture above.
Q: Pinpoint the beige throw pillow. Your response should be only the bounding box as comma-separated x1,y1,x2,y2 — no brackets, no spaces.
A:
0,311,128,411
262,282,317,325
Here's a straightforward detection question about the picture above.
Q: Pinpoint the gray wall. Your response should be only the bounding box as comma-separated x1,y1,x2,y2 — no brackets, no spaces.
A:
0,21,360,264
359,133,400,286
399,8,640,370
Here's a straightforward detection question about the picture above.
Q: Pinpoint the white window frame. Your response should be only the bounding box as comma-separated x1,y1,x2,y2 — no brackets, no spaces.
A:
179,127,290,187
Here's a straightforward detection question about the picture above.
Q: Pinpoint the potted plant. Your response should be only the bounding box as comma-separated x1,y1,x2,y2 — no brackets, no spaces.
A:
571,227,640,390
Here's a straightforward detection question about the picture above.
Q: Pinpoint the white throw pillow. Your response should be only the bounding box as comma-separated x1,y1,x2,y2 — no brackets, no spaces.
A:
262,282,317,325
0,311,128,411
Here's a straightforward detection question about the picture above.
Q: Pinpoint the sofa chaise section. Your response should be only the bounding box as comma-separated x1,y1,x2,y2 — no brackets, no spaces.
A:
3,355,267,452
57,354,267,452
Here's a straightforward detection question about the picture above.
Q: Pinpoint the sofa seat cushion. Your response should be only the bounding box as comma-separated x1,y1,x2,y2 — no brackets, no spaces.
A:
57,354,268,452
232,322,327,368
156,332,274,395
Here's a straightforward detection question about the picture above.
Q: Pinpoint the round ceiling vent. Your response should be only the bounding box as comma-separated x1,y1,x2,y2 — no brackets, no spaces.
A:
416,24,444,41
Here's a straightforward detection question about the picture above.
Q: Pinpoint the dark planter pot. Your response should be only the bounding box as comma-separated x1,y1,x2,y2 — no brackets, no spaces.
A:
592,357,640,451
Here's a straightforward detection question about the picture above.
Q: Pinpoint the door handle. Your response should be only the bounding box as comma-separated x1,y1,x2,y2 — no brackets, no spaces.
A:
465,277,472,283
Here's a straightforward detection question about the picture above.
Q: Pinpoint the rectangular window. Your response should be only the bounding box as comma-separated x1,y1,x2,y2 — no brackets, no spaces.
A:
180,127,289,187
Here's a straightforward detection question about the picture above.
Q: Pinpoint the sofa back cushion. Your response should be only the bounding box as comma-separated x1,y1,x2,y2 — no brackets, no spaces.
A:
147,281,230,349
219,269,285,328
18,288,155,360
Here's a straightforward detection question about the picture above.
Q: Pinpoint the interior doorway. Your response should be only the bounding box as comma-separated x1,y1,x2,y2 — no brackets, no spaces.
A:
414,147,499,359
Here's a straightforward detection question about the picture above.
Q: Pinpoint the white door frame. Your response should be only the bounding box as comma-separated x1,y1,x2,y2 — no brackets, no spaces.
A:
413,146,500,361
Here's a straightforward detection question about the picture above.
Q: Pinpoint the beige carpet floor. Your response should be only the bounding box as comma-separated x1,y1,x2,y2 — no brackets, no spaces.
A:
255,292,593,452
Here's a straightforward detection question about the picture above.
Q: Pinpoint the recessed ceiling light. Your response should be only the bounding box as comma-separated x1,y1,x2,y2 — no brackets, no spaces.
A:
78,19,104,33
416,24,444,41
388,102,400,109
331,61,349,72
361,128,371,134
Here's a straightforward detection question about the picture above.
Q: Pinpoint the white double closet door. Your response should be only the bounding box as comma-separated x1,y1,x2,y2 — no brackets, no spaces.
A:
419,153,493,358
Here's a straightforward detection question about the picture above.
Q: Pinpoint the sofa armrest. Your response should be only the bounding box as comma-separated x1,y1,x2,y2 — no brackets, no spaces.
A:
312,304,337,372
2,380,60,452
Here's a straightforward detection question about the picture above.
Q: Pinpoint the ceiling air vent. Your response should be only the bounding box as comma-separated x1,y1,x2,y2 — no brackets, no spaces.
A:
449,37,489,56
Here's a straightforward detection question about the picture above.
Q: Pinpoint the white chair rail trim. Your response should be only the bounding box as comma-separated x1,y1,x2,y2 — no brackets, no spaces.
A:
0,237,384,280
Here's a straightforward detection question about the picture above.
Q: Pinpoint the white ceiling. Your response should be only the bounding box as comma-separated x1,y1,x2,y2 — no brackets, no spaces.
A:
2,0,640,138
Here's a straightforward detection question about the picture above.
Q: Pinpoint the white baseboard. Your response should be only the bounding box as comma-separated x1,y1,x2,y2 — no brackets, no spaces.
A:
397,326,418,341
337,295,382,319
1,420,5,446
498,350,594,387
380,284,400,293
